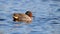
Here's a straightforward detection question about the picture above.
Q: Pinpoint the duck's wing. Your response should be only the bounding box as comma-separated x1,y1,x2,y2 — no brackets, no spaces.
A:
18,14,31,21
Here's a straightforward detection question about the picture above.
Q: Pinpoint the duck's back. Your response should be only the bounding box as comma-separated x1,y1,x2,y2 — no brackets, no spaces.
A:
18,14,32,22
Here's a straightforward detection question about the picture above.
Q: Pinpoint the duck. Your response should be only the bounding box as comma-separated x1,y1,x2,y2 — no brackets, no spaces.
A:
13,11,32,23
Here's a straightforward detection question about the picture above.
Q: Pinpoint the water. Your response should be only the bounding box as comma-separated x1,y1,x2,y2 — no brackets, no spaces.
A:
0,0,60,34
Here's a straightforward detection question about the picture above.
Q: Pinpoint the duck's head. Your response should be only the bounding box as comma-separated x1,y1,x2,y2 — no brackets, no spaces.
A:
25,11,32,17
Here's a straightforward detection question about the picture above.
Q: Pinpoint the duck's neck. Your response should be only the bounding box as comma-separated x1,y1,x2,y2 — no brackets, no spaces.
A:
28,14,32,17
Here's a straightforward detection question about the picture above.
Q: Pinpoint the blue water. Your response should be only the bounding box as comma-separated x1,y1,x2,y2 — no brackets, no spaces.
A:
0,0,60,34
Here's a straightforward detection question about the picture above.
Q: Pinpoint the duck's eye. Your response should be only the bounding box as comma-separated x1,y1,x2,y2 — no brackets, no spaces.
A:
25,12,29,15
27,13,29,15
